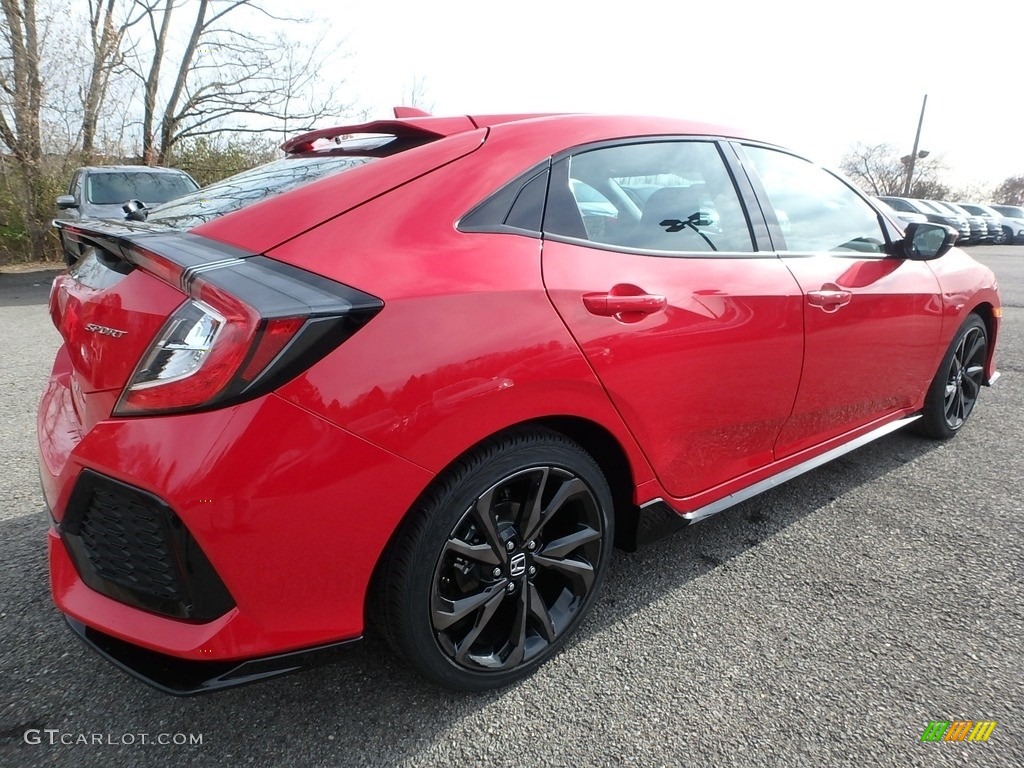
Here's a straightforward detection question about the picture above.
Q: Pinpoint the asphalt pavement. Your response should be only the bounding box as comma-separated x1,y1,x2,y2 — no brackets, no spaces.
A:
0,248,1021,768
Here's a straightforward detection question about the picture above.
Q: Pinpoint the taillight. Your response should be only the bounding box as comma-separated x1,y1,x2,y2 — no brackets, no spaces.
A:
114,298,258,414
112,254,383,416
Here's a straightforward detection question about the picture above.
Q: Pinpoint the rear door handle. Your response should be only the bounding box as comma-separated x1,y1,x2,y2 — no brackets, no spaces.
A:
583,291,667,317
807,286,852,312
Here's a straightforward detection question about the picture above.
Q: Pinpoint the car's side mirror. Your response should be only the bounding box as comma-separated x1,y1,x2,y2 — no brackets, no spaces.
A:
894,221,957,260
56,195,77,210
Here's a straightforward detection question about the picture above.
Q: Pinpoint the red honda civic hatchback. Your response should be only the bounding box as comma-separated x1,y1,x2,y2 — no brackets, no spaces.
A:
40,111,1001,693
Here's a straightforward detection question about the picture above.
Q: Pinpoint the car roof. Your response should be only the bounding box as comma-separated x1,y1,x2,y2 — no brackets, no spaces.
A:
283,111,750,154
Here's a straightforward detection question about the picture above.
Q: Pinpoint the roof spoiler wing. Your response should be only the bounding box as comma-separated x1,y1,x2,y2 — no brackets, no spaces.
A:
281,108,562,153
281,114,477,153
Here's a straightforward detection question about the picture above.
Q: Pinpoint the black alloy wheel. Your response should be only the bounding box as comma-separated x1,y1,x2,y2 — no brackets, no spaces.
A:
918,314,988,439
376,429,613,690
432,465,603,672
942,323,986,430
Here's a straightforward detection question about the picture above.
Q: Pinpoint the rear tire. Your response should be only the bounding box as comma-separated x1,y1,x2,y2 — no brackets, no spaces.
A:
376,428,614,690
917,314,987,440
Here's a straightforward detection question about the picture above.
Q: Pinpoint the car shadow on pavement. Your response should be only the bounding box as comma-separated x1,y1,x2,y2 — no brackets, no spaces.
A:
0,427,944,767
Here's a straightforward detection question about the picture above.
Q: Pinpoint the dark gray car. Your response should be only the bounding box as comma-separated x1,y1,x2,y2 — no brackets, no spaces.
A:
56,165,199,220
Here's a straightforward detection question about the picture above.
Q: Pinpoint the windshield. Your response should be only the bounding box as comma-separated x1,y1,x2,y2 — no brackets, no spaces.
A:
86,172,197,205
147,135,427,228
916,200,943,214
880,197,913,213
993,205,1024,218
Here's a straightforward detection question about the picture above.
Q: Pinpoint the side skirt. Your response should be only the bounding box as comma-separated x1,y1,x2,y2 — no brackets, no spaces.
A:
634,415,920,547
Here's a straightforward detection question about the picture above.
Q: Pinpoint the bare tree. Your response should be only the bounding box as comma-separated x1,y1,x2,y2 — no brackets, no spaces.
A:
948,181,993,205
126,0,347,165
401,75,434,113
0,0,49,259
1,0,352,263
994,175,1024,206
840,142,947,198
909,178,950,201
81,0,145,157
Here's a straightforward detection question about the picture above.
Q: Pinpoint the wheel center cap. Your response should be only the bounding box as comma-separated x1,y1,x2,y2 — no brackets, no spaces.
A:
509,551,528,578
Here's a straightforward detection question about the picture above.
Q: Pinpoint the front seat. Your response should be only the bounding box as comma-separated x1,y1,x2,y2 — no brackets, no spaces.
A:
627,185,713,251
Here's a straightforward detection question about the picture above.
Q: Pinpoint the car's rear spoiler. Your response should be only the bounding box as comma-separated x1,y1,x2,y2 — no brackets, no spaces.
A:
281,108,561,154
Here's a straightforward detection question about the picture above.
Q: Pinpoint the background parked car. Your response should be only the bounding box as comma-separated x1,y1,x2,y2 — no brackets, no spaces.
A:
990,204,1024,244
923,200,983,244
874,197,927,229
942,201,989,244
878,196,970,242
56,165,199,221
957,202,1008,244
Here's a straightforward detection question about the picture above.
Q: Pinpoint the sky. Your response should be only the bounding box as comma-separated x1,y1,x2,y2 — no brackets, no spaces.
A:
311,0,1023,192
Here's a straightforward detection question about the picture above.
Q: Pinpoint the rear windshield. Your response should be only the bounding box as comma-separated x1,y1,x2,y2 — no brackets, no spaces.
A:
87,172,198,205
146,135,428,228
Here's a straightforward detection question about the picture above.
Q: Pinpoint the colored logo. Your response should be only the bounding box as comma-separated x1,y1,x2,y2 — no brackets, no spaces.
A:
920,721,996,742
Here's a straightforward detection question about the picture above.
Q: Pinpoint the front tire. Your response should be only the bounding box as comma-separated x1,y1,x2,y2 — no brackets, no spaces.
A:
377,429,614,690
917,314,988,440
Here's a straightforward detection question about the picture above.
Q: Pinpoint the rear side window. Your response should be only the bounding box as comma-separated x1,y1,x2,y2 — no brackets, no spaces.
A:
544,141,755,253
146,135,428,228
458,164,549,235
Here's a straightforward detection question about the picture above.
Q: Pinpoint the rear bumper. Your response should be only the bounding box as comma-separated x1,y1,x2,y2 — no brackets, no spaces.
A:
65,617,358,695
40,359,434,669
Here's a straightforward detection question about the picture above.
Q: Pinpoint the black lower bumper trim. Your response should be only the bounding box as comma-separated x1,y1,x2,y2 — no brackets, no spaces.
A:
65,617,359,696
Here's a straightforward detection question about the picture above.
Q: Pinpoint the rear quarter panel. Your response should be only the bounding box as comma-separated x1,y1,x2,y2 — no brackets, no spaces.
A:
266,141,655,488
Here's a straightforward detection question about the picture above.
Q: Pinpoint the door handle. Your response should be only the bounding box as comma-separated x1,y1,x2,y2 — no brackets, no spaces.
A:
807,286,852,312
583,291,667,317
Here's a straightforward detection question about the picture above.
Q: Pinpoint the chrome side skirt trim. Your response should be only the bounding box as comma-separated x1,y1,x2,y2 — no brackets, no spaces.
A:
987,370,1001,386
645,415,920,525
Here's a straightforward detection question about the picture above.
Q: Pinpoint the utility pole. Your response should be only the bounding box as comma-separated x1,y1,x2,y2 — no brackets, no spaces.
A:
902,95,928,196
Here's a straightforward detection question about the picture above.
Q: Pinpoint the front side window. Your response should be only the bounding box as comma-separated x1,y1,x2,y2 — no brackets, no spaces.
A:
744,146,886,254
545,140,754,253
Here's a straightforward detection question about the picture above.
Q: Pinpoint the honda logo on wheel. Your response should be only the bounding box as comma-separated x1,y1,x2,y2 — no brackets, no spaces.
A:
509,552,527,577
